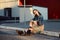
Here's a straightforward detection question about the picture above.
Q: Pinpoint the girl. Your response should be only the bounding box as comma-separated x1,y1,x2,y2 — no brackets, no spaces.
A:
16,9,44,36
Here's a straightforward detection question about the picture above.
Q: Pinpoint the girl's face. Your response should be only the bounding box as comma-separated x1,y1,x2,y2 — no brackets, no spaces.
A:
33,10,39,15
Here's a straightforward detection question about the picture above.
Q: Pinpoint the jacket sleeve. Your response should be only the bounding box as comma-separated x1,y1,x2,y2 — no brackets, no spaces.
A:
38,16,43,25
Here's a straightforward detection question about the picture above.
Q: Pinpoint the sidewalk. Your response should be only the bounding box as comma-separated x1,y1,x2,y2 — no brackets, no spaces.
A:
0,25,60,37
0,29,60,40
0,20,60,32
0,20,60,40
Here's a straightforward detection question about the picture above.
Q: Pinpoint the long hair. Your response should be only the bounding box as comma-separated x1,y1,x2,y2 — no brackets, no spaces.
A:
33,9,41,15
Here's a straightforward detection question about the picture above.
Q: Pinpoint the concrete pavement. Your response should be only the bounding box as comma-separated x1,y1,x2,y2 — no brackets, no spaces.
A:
0,29,60,40
0,20,60,40
0,20,60,32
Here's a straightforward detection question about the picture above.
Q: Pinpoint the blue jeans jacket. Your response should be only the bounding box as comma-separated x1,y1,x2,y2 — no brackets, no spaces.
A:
32,15,43,25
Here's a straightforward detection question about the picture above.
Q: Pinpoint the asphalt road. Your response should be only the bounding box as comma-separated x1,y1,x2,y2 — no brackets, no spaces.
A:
0,28,60,40
0,20,60,40
0,20,60,32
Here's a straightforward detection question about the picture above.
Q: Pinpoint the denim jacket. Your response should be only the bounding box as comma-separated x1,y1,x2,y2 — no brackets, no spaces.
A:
32,15,43,25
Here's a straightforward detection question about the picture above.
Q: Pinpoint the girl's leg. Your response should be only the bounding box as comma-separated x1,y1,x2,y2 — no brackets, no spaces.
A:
29,21,38,33
29,21,34,27
39,24,44,33
28,27,37,34
29,21,38,27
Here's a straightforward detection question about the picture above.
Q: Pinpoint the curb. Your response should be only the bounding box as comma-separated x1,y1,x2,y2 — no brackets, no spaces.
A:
41,31,60,37
0,25,60,38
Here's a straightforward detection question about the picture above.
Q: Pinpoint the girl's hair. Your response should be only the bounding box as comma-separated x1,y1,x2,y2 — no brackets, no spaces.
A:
33,9,41,15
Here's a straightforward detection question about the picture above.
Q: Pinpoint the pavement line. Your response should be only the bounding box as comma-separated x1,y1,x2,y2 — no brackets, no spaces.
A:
0,25,27,31
0,25,60,37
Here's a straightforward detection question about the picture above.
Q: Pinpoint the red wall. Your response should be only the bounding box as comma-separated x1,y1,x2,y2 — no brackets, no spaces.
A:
48,0,60,19
19,0,60,19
